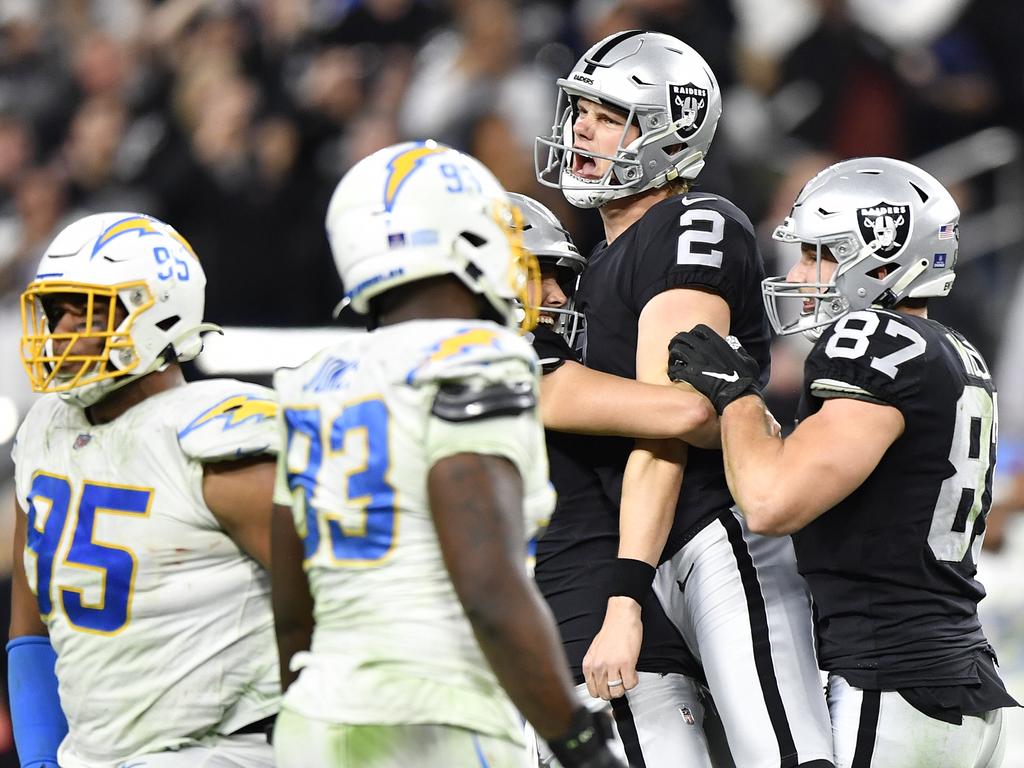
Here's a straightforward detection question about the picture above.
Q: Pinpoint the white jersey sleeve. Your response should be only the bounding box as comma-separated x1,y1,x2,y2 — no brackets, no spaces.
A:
175,380,280,462
412,329,555,532
273,408,292,507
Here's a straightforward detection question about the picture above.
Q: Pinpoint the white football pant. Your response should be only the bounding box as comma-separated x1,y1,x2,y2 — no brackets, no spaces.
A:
654,509,835,768
828,674,1006,768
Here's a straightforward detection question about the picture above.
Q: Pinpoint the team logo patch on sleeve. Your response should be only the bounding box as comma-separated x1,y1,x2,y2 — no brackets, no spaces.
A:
667,83,709,139
178,394,278,438
405,328,508,384
857,201,911,258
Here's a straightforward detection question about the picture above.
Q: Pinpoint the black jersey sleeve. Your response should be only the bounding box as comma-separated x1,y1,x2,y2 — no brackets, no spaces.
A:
529,325,577,375
631,194,759,316
804,309,927,412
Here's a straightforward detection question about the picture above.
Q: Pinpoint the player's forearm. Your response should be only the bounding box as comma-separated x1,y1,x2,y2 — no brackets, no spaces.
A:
269,504,314,690
720,396,793,534
463,575,578,740
541,362,717,442
617,438,686,565
679,394,722,449
428,454,579,740
10,505,49,640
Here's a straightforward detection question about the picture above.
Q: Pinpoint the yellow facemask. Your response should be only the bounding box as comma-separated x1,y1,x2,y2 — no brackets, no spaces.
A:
497,201,541,332
20,280,152,396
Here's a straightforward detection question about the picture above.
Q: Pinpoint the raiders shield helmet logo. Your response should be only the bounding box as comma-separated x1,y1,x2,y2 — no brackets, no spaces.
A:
667,83,708,139
857,201,911,258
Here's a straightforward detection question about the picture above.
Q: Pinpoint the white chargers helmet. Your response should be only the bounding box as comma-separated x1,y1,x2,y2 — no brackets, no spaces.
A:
535,30,722,209
327,140,540,330
765,157,960,337
507,192,585,347
20,212,218,408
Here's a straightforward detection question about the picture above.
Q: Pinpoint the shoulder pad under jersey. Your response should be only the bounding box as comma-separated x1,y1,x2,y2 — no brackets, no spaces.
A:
175,379,280,462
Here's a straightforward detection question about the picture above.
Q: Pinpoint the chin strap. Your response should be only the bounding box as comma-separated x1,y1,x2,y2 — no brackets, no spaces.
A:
888,258,931,302
171,323,223,362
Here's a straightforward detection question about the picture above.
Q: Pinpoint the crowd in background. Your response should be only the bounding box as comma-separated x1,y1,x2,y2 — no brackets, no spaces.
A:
1,0,1024,764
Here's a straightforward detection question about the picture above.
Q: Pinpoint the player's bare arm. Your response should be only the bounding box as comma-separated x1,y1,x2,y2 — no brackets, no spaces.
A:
270,502,314,691
540,361,719,447
9,496,68,768
719,395,904,534
427,451,579,741
584,287,729,701
668,324,905,534
202,455,277,570
10,499,48,640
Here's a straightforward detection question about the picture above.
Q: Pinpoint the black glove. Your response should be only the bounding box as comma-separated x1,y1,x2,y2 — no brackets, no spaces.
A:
547,707,625,768
667,324,761,414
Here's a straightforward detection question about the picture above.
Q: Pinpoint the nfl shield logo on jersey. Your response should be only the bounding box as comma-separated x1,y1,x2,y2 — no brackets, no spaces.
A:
667,83,708,139
857,201,911,258
73,433,92,450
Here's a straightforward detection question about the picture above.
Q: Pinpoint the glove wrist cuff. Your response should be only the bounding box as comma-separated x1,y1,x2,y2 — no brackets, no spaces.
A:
548,707,615,767
714,384,762,415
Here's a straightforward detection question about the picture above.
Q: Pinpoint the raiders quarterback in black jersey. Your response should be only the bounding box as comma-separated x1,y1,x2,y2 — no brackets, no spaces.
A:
667,157,1018,767
536,30,834,768
511,193,726,767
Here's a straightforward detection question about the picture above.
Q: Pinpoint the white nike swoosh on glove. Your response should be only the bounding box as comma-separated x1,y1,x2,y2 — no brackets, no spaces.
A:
702,370,739,382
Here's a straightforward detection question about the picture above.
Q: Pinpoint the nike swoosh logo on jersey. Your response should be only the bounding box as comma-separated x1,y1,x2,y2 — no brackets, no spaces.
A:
703,370,739,382
681,196,717,206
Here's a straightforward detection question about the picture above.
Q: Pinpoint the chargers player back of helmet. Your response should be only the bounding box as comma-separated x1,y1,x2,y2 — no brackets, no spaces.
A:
9,212,281,768
327,140,539,330
271,141,624,768
765,157,961,337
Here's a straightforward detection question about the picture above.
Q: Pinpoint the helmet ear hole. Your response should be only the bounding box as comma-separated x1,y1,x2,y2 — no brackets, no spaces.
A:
156,316,180,332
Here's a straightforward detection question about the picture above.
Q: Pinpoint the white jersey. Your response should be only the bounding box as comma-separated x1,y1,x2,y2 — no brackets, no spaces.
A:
273,319,554,744
12,379,281,768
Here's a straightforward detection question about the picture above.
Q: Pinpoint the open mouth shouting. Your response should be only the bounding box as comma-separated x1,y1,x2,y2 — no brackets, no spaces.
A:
570,150,602,181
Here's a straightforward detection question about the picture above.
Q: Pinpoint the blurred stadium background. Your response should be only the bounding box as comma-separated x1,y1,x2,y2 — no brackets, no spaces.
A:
0,0,1022,764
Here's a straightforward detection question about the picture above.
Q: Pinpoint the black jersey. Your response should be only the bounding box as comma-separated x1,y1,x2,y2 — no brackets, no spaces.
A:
530,326,700,683
575,192,772,557
794,309,1012,703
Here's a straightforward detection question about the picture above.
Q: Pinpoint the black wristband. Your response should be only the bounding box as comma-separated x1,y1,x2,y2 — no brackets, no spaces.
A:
606,557,655,603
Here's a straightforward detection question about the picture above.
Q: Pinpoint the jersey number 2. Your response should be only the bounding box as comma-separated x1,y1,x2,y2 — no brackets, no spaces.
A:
677,209,725,268
285,398,397,566
26,476,152,634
